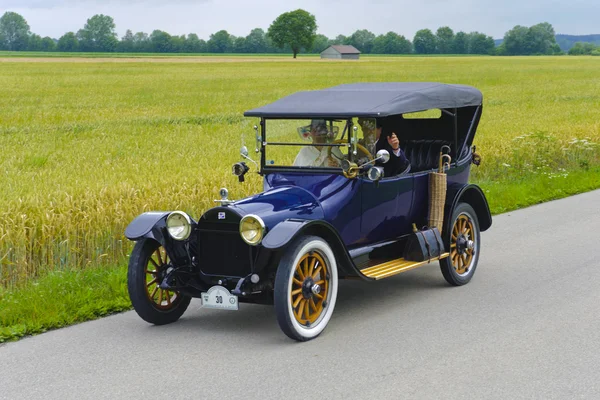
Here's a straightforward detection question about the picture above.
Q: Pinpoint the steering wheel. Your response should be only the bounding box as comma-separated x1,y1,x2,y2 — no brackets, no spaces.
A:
328,139,373,163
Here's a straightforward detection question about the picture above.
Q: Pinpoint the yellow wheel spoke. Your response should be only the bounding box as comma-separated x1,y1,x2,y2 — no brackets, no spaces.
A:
309,298,318,313
150,286,158,299
146,269,156,275
298,299,306,317
293,294,303,308
303,258,310,278
309,257,317,275
158,288,163,304
304,300,310,320
155,249,163,265
291,288,303,296
313,292,324,300
293,277,303,285
146,278,157,287
312,265,322,279
165,290,171,305
314,280,325,286
450,243,456,249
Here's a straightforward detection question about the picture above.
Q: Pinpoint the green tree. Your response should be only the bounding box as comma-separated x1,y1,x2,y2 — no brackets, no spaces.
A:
232,36,247,53
245,28,268,53
436,26,454,54
77,14,118,52
149,30,172,53
183,33,205,53
526,22,556,54
57,32,79,52
40,37,56,52
267,9,317,58
207,30,232,53
348,29,375,53
568,42,597,55
118,29,135,52
28,33,43,51
309,34,330,53
372,32,412,54
413,29,437,54
132,32,151,52
452,31,469,54
503,25,531,55
0,12,31,51
170,35,185,53
468,32,495,54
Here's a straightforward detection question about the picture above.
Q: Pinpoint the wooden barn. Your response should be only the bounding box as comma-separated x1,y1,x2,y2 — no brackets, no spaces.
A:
320,45,361,60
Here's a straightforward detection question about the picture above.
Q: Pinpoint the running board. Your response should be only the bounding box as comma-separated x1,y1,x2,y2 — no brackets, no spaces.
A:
360,253,450,280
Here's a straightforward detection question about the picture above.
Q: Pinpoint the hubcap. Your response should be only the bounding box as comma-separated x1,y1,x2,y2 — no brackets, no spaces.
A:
145,245,179,309
450,214,476,275
291,251,329,326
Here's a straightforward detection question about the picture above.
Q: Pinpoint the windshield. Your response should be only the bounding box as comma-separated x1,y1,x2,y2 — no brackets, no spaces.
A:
263,118,378,169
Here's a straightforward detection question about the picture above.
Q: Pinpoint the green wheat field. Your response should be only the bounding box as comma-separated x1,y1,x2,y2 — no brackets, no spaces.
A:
0,55,599,319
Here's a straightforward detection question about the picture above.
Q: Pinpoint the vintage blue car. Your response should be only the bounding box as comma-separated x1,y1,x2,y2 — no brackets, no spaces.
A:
124,82,492,341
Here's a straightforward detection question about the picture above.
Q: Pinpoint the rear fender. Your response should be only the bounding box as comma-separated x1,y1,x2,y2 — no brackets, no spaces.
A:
262,219,365,279
445,184,492,232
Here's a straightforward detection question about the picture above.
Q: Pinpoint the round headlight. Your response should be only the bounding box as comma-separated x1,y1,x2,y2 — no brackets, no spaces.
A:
166,211,192,241
239,215,265,246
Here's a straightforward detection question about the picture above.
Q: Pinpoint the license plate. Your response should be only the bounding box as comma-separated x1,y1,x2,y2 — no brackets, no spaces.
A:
201,285,238,310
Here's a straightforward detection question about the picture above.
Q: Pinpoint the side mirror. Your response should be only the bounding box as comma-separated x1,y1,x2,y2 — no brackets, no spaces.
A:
376,149,390,164
367,166,384,182
240,145,249,158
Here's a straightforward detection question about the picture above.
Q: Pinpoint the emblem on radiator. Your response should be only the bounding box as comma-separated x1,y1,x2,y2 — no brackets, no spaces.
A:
218,212,226,220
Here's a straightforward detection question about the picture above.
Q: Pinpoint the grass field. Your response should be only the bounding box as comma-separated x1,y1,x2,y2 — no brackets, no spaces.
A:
1,55,599,341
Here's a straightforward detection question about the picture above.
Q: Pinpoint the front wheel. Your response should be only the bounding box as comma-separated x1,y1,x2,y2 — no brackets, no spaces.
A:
127,238,191,325
439,202,481,286
274,236,338,341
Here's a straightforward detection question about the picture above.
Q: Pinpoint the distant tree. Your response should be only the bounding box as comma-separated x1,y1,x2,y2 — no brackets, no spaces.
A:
549,43,563,55
207,30,232,53
170,35,185,53
525,22,556,54
28,34,43,51
332,34,349,45
348,29,375,53
372,32,412,54
118,29,135,52
232,36,247,53
267,9,317,58
41,37,56,52
133,32,151,52
149,30,172,53
0,12,31,51
568,42,597,55
591,48,600,56
503,25,529,55
57,32,79,52
452,31,469,54
309,34,330,53
245,28,268,53
435,26,454,54
413,29,437,54
77,14,118,52
183,33,205,53
468,32,495,54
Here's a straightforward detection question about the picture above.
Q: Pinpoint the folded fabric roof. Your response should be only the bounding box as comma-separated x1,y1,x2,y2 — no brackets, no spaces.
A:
243,82,483,119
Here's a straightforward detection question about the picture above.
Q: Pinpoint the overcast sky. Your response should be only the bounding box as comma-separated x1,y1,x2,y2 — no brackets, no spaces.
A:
2,0,599,40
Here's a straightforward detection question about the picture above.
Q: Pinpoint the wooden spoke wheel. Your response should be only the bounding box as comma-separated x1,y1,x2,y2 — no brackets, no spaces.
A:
127,238,191,325
440,203,481,286
275,236,338,341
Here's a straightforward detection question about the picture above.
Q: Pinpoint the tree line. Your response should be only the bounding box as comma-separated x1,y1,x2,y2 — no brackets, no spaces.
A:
0,10,596,56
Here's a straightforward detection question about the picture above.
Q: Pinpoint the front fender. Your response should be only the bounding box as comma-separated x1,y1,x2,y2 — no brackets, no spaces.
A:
124,211,170,241
263,219,368,279
445,184,492,231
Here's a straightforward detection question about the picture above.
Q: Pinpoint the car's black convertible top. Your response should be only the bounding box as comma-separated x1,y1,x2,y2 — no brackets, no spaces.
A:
243,82,483,119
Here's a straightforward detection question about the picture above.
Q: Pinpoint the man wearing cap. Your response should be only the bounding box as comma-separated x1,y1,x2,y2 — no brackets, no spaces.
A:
293,120,344,167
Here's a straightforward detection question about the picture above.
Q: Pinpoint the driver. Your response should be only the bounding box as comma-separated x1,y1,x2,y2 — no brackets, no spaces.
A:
293,119,344,167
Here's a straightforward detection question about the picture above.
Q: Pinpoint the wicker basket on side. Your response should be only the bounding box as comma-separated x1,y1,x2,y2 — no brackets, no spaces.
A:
428,154,451,230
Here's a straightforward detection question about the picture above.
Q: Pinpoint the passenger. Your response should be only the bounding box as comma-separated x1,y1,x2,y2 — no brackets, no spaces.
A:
293,120,344,167
379,130,410,176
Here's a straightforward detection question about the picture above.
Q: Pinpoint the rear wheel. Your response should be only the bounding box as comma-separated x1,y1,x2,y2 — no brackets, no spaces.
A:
127,238,191,325
439,203,480,286
274,236,338,341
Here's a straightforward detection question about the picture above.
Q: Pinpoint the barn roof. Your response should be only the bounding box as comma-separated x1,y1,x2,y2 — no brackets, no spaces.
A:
324,45,361,54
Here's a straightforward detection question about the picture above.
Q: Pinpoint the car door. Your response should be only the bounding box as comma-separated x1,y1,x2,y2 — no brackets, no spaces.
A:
360,174,414,245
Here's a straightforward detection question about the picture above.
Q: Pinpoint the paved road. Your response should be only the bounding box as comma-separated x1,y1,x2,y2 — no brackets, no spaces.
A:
2,190,600,400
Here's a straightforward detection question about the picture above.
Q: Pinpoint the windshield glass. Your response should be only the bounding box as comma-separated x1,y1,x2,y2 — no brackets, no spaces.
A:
264,118,378,168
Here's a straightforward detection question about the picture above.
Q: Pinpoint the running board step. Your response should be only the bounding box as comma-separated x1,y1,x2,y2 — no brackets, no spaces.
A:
360,253,450,280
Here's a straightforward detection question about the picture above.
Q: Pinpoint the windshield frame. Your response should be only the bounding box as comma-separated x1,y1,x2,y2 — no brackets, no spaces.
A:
258,117,357,175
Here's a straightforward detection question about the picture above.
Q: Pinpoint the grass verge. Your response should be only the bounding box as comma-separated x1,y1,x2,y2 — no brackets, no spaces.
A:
0,265,129,343
2,167,599,343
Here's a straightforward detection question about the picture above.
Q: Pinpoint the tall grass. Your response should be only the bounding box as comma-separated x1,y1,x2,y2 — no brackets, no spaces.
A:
1,56,599,288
